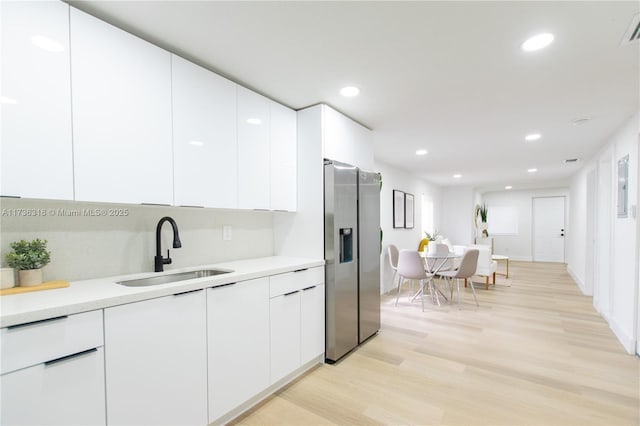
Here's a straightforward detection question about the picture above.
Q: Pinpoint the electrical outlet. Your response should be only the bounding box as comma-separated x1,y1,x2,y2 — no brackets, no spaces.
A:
223,225,232,241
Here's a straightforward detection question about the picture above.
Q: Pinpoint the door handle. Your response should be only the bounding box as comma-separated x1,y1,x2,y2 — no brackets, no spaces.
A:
45,348,98,366
8,316,68,330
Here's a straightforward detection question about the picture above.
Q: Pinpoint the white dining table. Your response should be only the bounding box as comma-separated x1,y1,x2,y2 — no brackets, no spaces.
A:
418,251,461,306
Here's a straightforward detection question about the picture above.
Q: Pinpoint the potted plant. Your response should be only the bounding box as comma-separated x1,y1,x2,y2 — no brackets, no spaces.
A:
478,204,489,237
5,239,51,287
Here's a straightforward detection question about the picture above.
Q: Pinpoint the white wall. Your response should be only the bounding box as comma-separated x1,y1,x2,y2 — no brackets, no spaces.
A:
482,188,569,261
375,160,441,294
610,114,639,353
567,111,639,353
439,186,474,246
567,168,590,293
0,198,273,282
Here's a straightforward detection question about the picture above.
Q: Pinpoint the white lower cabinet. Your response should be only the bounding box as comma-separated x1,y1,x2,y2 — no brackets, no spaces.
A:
270,290,301,383
269,268,325,385
0,311,105,426
0,347,106,426
301,283,325,364
104,290,207,426
207,278,270,423
0,266,323,425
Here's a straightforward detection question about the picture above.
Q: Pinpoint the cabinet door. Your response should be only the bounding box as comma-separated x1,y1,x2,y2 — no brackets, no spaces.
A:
1,1,73,199
0,347,106,426
207,278,270,422
301,284,325,364
70,8,173,205
172,55,238,208
270,101,297,211
104,290,207,426
237,87,270,210
270,291,301,383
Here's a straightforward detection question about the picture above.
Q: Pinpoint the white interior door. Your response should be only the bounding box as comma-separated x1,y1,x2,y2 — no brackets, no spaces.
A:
533,197,565,262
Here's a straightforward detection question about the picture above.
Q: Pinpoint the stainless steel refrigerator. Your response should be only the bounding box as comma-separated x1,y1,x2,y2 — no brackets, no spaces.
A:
324,159,381,363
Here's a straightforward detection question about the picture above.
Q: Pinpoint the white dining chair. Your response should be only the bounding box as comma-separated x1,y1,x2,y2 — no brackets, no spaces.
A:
396,249,434,311
387,244,399,289
438,249,480,307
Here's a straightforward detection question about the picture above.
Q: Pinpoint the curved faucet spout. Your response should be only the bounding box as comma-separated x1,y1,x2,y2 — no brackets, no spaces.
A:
155,216,181,272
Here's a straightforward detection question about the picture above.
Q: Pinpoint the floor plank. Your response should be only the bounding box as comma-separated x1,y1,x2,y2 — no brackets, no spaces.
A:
231,261,640,425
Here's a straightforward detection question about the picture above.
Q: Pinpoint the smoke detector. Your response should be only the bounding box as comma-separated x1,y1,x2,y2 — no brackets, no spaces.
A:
621,13,640,45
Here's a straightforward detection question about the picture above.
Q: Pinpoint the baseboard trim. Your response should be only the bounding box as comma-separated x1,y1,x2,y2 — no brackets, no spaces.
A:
505,256,532,261
610,317,636,354
566,265,588,295
210,355,324,425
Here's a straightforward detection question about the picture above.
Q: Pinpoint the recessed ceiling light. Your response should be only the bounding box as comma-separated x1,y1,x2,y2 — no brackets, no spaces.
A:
340,86,360,97
246,118,262,125
528,168,538,173
31,35,64,52
0,95,17,104
453,174,462,179
415,149,428,156
505,186,513,190
189,140,204,147
521,33,554,51
525,133,541,141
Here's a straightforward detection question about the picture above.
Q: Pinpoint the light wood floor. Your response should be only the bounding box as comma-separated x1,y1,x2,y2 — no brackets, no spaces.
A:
232,262,640,425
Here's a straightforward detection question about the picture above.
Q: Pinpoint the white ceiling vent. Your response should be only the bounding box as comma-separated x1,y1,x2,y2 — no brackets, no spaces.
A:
564,158,579,164
621,13,640,45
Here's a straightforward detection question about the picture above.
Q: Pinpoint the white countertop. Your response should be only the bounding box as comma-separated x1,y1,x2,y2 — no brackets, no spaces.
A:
0,256,324,328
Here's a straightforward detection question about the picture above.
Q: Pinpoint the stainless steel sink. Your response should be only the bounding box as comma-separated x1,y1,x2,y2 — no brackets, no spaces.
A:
116,269,233,287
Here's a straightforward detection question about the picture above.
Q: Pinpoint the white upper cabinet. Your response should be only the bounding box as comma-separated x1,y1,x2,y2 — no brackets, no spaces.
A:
172,55,238,208
323,105,374,171
1,1,73,199
269,101,297,211
237,87,270,210
70,8,173,205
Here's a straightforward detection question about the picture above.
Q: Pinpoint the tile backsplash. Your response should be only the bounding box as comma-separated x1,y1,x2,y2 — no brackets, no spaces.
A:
0,198,273,282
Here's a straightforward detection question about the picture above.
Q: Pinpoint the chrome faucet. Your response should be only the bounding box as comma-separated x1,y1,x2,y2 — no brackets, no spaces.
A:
154,216,182,272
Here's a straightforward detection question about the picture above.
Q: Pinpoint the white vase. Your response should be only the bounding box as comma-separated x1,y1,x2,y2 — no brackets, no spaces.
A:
428,242,438,255
18,268,43,287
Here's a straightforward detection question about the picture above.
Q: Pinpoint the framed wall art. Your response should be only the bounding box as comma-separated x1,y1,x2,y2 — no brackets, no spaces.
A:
393,190,405,228
404,193,414,229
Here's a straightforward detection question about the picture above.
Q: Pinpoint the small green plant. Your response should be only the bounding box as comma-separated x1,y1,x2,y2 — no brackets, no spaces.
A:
478,204,488,222
5,239,51,270
424,229,440,241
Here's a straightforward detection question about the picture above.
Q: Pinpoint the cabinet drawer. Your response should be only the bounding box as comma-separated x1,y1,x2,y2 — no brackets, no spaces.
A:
270,266,324,297
1,310,103,375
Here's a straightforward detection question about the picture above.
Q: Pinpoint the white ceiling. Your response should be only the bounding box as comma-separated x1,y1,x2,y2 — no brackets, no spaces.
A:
68,1,640,192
